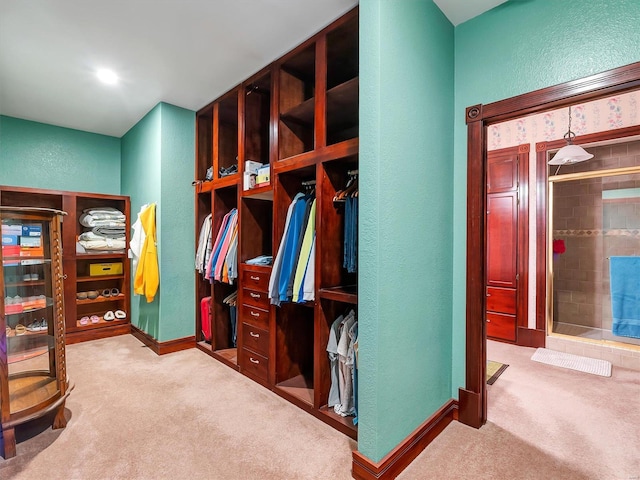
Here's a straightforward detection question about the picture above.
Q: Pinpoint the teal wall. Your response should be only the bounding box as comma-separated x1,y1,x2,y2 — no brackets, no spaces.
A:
157,103,195,342
121,104,162,338
120,102,195,342
451,0,640,394
0,115,120,194
359,0,454,462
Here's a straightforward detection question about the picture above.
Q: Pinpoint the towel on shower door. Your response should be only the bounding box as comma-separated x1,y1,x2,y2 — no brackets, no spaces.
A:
609,256,640,339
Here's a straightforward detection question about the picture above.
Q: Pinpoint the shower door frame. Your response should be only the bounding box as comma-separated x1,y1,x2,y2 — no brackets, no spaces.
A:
461,61,640,430
545,146,640,344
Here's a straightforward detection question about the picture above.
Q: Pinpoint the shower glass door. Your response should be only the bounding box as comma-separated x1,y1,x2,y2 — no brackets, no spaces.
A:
550,168,640,347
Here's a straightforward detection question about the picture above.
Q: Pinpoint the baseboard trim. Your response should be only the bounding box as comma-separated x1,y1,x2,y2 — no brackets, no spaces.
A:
517,327,546,348
458,388,483,429
130,325,195,355
351,399,458,480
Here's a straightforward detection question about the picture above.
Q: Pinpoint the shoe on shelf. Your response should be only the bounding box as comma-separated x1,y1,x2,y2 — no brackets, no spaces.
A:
15,324,26,335
26,320,41,332
114,310,127,319
87,291,99,299
79,316,89,325
77,291,88,300
90,315,100,324
110,287,120,297
40,318,48,331
104,311,115,321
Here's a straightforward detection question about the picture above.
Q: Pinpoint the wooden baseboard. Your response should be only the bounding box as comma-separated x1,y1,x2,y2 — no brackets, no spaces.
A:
351,399,458,480
458,388,483,429
130,325,195,355
517,327,546,348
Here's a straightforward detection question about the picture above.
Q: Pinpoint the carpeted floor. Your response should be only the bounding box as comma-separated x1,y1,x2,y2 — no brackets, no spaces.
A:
2,336,639,479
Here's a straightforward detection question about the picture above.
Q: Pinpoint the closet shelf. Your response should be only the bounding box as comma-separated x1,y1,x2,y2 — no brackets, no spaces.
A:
280,96,315,127
76,252,126,259
242,184,273,200
76,274,124,283
318,405,358,438
318,286,357,304
275,374,314,407
213,173,240,189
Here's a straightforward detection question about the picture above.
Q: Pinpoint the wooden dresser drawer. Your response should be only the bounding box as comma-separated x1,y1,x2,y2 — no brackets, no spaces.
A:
241,322,269,357
240,348,268,381
242,287,270,311
240,303,270,330
486,287,516,314
240,268,270,292
486,312,516,342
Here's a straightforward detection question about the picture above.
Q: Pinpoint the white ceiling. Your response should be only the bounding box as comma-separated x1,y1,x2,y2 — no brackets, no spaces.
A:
0,0,506,138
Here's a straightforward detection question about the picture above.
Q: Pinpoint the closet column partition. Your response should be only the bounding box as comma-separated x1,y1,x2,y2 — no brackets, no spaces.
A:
194,7,359,439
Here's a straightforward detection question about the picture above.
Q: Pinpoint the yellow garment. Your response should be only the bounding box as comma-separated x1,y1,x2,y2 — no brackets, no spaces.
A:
134,203,159,302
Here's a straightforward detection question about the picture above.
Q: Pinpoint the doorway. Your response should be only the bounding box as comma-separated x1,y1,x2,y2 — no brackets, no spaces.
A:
459,61,640,429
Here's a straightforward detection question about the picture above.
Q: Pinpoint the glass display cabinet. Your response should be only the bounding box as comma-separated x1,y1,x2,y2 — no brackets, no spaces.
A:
0,207,71,459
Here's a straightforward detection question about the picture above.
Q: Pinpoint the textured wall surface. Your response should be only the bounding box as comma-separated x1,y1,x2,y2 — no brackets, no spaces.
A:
359,0,454,462
451,0,640,395
157,103,195,342
121,105,162,337
0,115,120,193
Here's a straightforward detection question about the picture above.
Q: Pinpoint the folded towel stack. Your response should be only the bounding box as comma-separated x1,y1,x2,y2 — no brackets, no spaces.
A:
78,207,126,252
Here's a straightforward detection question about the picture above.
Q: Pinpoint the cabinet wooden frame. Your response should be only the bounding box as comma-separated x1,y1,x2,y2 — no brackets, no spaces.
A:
0,186,131,345
0,207,71,459
194,6,359,440
464,61,640,429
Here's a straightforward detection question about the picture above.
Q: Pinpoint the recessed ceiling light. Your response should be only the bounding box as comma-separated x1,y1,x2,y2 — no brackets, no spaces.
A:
96,68,118,85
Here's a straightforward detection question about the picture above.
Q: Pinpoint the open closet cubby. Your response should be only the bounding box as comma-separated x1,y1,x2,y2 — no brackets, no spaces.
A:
207,185,239,369
244,71,272,167
278,43,316,161
217,90,240,182
274,302,315,407
317,297,358,436
194,6,358,440
318,157,358,303
326,13,359,146
195,190,213,345
196,108,213,183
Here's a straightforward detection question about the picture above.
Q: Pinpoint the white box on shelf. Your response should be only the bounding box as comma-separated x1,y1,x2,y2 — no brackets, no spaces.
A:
243,172,257,191
245,160,263,175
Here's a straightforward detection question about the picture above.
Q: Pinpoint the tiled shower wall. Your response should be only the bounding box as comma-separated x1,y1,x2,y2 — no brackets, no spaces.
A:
553,140,640,332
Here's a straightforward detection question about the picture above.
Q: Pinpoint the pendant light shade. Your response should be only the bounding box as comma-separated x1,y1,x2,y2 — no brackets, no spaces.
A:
548,144,594,165
548,106,593,166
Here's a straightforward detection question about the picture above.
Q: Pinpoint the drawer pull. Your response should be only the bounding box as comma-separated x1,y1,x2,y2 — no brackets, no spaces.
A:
250,357,260,364
250,331,260,338
250,275,260,281
250,292,261,299
250,310,260,317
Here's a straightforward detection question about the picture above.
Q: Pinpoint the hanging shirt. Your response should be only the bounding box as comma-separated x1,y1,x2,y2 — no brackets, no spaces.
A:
278,196,309,302
269,192,304,305
133,203,159,303
292,199,316,302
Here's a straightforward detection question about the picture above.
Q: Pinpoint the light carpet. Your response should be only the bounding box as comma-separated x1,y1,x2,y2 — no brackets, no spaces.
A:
531,347,612,377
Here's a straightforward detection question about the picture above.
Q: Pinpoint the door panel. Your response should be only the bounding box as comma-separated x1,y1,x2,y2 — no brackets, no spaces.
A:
486,192,517,288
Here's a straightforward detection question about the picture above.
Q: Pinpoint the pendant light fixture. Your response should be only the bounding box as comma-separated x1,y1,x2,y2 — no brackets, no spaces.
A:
548,106,593,166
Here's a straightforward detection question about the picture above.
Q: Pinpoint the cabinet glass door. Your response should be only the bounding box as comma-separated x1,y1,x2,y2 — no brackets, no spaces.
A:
2,215,59,415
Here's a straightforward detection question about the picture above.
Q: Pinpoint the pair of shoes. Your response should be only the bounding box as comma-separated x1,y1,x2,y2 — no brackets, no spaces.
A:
103,310,126,321
23,273,39,281
77,290,100,300
101,288,120,298
219,164,238,177
26,319,48,332
5,295,23,305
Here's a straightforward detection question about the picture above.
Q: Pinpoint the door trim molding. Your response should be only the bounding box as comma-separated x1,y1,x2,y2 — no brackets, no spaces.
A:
461,61,640,429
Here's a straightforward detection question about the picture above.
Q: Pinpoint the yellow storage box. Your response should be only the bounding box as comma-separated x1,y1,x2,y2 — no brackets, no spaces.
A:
89,262,123,276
